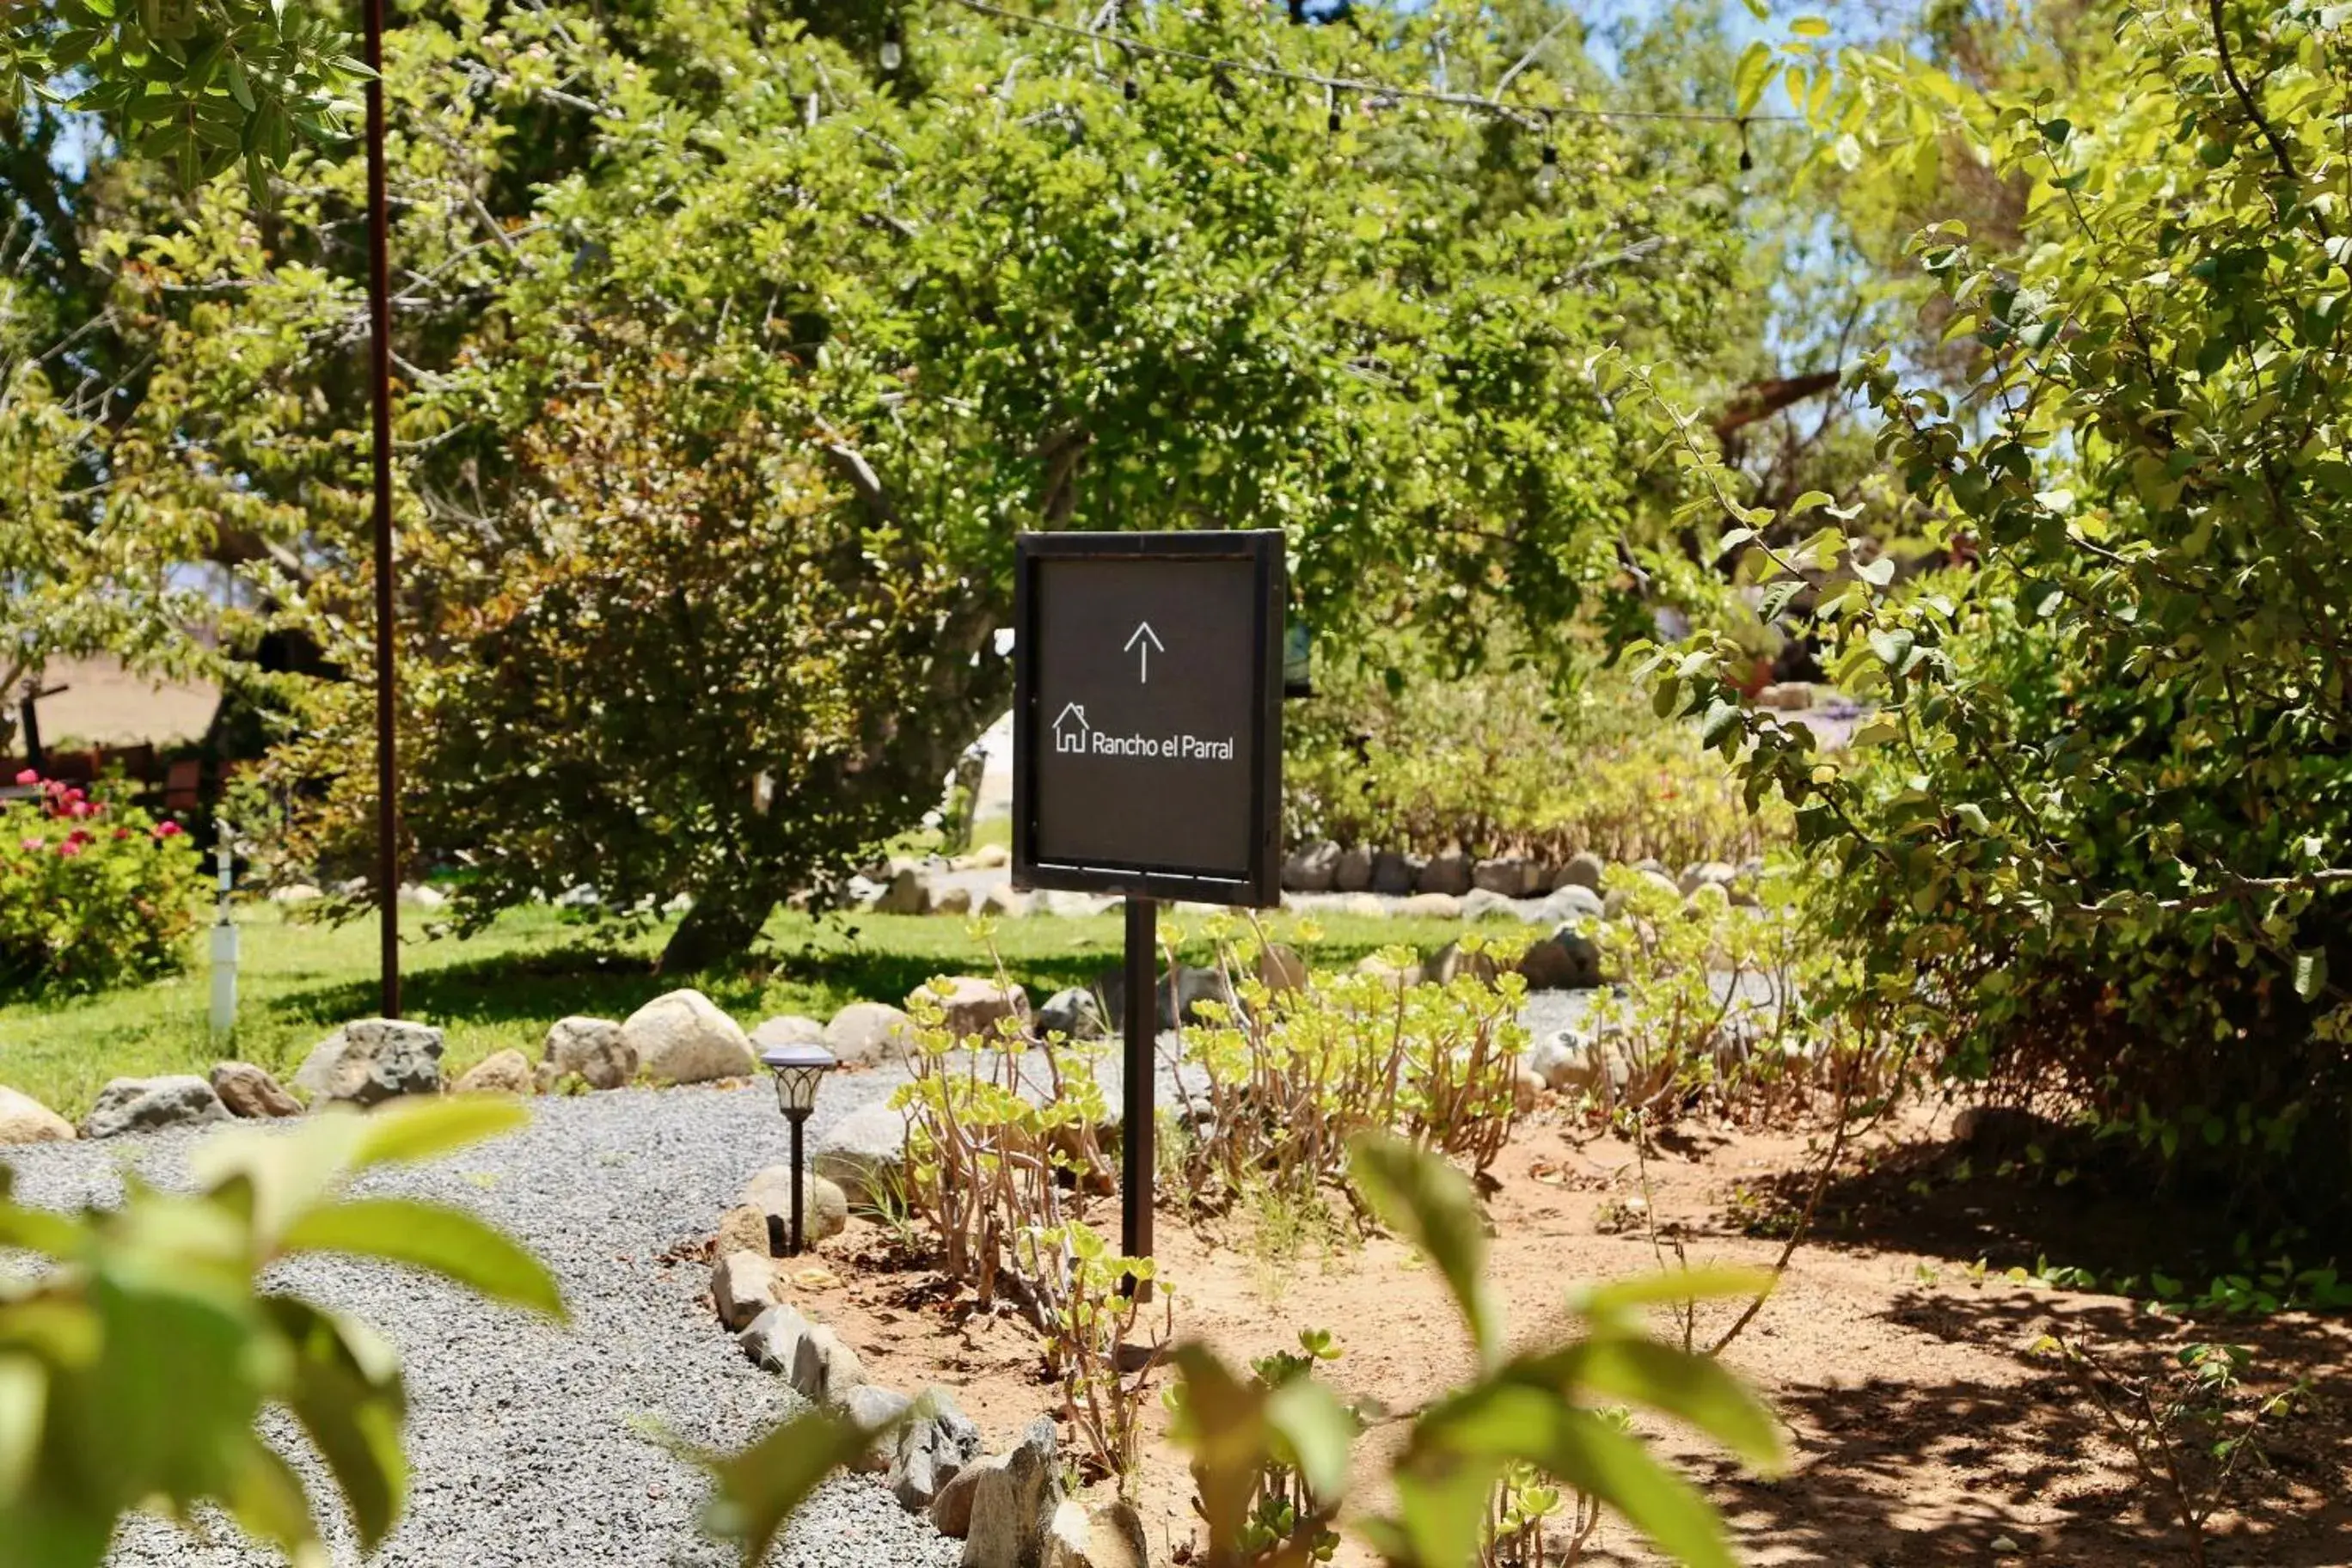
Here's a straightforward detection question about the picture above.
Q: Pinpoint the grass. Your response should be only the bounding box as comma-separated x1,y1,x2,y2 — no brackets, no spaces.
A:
0,901,1461,1120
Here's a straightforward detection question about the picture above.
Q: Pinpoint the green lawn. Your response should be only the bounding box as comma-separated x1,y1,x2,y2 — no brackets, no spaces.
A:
0,902,1461,1120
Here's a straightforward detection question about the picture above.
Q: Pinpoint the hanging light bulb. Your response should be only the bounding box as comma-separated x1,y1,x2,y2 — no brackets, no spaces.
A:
1737,116,1754,172
1537,138,1559,193
879,17,903,72
1326,84,1340,136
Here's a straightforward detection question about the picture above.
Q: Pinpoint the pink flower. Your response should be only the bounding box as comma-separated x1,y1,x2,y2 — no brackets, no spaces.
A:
17,836,38,852
56,841,82,859
155,820,184,839
68,799,93,819
11,769,32,786
113,827,132,841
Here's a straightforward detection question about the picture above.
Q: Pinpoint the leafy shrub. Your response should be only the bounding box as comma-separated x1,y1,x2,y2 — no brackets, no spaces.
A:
1286,649,1783,867
0,772,203,995
1171,919,1529,1213
1627,0,2352,1231
0,1098,563,1567
1580,865,1911,1124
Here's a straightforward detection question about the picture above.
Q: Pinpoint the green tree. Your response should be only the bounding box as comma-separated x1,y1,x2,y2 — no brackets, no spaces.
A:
198,0,1751,967
1634,0,2352,1226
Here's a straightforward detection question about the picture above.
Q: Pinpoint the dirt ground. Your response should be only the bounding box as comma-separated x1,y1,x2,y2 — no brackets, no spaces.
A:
764,1109,2352,1568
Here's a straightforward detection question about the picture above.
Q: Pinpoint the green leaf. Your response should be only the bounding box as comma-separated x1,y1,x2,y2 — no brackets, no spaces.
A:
1521,1400,1736,1568
2294,950,2327,1001
352,1095,532,1172
1733,41,1775,117
280,1198,566,1320
1567,1267,1777,1324
1854,555,1896,587
260,1297,407,1553
1543,1338,1785,1471
1348,1134,1501,1369
1265,1375,1356,1505
699,1405,876,1566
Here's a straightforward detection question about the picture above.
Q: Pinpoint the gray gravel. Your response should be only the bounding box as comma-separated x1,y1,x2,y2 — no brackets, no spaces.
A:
0,993,1603,1566
3,1078,961,1568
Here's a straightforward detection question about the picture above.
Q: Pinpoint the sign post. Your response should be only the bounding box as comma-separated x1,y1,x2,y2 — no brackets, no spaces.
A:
1011,531,1285,1288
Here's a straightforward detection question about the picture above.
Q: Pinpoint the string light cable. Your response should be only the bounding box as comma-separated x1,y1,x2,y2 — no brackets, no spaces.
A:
936,0,1795,132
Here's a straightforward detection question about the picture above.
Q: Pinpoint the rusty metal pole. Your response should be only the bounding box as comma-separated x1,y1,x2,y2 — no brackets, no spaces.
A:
364,0,401,1019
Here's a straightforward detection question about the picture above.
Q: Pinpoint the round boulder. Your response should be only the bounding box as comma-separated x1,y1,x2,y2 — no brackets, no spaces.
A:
543,1015,636,1089
621,990,756,1085
292,1018,446,1106
82,1075,230,1140
1281,840,1342,893
1035,987,1106,1043
912,977,1030,1043
1332,845,1375,893
1418,849,1473,897
813,1103,911,1213
825,1001,916,1069
1517,923,1603,991
742,1165,850,1246
209,1062,300,1119
455,1048,533,1095
1554,851,1607,892
0,1085,75,1144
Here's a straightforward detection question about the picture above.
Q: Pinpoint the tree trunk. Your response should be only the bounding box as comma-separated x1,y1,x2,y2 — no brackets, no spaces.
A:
657,887,776,974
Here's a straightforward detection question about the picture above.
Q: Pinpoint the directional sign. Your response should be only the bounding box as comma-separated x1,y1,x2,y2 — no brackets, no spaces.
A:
1012,530,1284,907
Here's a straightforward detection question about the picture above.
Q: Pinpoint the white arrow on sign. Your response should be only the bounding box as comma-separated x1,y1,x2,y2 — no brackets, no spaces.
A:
1124,621,1165,683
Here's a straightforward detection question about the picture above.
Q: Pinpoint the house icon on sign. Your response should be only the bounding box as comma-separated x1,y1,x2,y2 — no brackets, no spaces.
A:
1052,703,1089,756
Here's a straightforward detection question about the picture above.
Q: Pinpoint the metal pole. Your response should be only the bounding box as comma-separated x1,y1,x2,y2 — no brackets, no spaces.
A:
1121,895,1156,1295
788,1115,808,1257
363,0,401,1020
19,691,42,775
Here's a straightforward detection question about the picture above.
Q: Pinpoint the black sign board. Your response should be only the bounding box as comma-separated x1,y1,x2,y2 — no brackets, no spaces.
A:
1012,530,1284,908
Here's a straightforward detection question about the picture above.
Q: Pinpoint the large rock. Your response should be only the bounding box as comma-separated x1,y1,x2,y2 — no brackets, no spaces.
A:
81,1075,230,1140
916,977,1032,1042
711,1251,784,1332
1045,1499,1149,1568
836,1384,913,1473
813,1103,910,1213
934,885,974,916
0,1086,75,1144
742,1166,849,1246
963,1418,1063,1568
932,1455,997,1539
1035,988,1106,1043
1259,944,1308,994
1605,868,1685,920
1369,850,1419,896
209,1062,300,1118
1535,885,1606,925
1418,849,1473,897
1522,1030,1586,1092
738,1302,816,1372
875,867,932,915
1517,923,1603,991
790,1323,869,1404
622,990,756,1084
1355,952,1426,995
1472,857,1539,897
750,1014,826,1051
1430,940,1500,987
1332,845,1375,893
1458,889,1523,923
1555,851,1607,892
454,1049,532,1095
292,1018,446,1106
1281,840,1341,893
890,1389,984,1512
826,1001,916,1069
1397,891,1461,920
542,1015,636,1089
1095,964,1237,1031
1678,861,1739,897
980,886,1036,919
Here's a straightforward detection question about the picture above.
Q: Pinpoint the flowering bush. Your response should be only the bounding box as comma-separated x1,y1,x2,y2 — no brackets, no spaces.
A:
0,771,203,995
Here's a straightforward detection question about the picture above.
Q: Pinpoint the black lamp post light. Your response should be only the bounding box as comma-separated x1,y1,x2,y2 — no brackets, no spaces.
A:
759,1042,837,1257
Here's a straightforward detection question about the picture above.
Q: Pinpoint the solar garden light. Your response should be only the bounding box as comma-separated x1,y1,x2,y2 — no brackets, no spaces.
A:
758,1042,836,1257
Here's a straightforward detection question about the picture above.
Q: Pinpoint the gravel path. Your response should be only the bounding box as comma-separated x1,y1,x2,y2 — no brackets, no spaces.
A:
1,997,1608,1566
4,1079,960,1568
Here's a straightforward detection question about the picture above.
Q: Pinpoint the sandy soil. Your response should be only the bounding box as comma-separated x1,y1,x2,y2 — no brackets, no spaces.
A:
757,1111,2352,1568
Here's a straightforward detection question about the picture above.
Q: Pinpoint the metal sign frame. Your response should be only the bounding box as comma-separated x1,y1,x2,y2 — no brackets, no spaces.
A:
1010,530,1285,910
